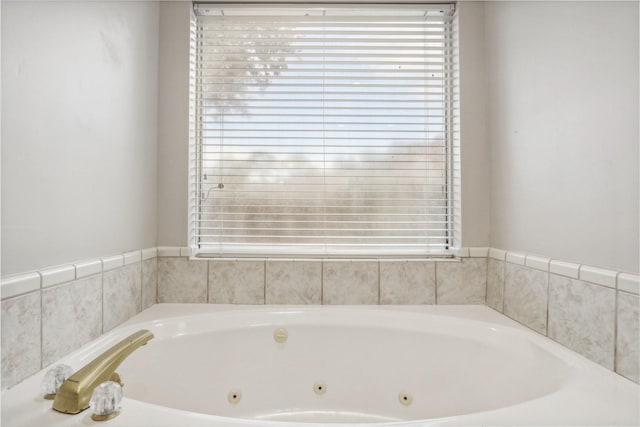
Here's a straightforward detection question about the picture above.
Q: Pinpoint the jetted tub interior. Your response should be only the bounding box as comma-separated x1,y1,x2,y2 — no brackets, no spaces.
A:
120,309,570,423
2,304,638,426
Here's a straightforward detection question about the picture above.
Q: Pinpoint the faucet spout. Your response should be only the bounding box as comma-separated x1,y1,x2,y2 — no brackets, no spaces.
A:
52,329,154,414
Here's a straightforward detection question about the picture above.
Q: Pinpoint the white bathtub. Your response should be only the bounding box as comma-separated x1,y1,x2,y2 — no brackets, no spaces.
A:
2,304,638,426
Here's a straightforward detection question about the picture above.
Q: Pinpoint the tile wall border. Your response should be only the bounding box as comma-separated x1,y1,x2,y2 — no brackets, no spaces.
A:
1,247,159,389
2,245,637,388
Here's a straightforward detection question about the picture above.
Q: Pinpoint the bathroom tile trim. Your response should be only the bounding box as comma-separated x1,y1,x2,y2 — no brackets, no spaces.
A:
102,255,124,272
579,265,617,289
0,273,41,300
505,252,526,266
1,248,158,300
525,255,550,272
4,246,635,300
74,259,103,279
141,247,158,260
497,250,635,293
468,247,490,258
123,251,142,265
549,260,580,279
40,265,76,288
489,248,506,261
157,246,181,257
618,273,640,295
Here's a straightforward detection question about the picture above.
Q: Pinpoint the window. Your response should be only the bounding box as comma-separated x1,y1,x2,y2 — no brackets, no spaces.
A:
190,3,458,257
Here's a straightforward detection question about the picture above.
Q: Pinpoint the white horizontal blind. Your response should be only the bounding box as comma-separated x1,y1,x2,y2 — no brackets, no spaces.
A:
192,4,456,257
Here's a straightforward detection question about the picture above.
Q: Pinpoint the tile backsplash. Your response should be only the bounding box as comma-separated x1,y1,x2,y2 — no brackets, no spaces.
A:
1,248,157,389
487,249,639,384
2,246,638,389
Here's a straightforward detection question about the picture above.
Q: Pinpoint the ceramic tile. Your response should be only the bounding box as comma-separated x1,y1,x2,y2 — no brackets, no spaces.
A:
1,292,41,389
158,257,207,303
266,260,321,304
103,263,142,332
436,258,487,304
579,266,616,289
503,264,548,334
616,292,639,383
1,273,40,300
322,261,378,305
123,251,142,265
41,265,75,288
486,258,505,312
157,247,181,257
379,261,435,304
209,260,265,304
42,275,102,366
617,274,639,295
468,247,489,258
74,259,102,279
489,248,506,261
525,255,550,272
549,260,580,279
102,255,124,272
506,252,526,266
180,247,192,257
548,275,615,369
141,247,158,260
141,258,158,310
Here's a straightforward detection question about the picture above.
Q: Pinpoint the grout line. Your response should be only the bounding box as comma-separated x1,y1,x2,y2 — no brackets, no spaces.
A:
613,282,619,373
207,258,211,304
377,260,380,305
544,270,550,336
101,268,105,335
263,260,266,305
500,259,506,313
155,257,159,305
140,260,144,312
434,261,438,305
483,256,488,306
39,284,44,369
320,260,324,305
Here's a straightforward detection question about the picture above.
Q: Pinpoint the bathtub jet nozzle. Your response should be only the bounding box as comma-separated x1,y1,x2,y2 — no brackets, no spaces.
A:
51,329,154,415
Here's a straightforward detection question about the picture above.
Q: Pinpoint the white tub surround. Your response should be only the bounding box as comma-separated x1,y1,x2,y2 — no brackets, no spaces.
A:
2,305,637,426
1,248,158,389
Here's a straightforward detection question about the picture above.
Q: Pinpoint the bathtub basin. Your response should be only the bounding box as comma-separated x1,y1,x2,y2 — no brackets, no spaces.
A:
2,304,638,426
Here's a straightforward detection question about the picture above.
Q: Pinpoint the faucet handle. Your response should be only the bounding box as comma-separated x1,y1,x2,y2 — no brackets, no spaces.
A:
42,365,74,400
89,381,123,421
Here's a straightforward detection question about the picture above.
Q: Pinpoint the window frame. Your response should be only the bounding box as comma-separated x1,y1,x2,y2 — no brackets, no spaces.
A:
188,2,460,259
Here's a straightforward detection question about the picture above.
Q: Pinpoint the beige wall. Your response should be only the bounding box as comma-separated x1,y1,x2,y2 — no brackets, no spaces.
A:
486,1,639,273
157,2,191,247
1,2,159,275
4,1,636,275
155,1,493,249
458,2,491,247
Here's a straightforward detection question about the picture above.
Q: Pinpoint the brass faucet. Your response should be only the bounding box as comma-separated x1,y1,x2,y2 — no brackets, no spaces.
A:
52,329,154,414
